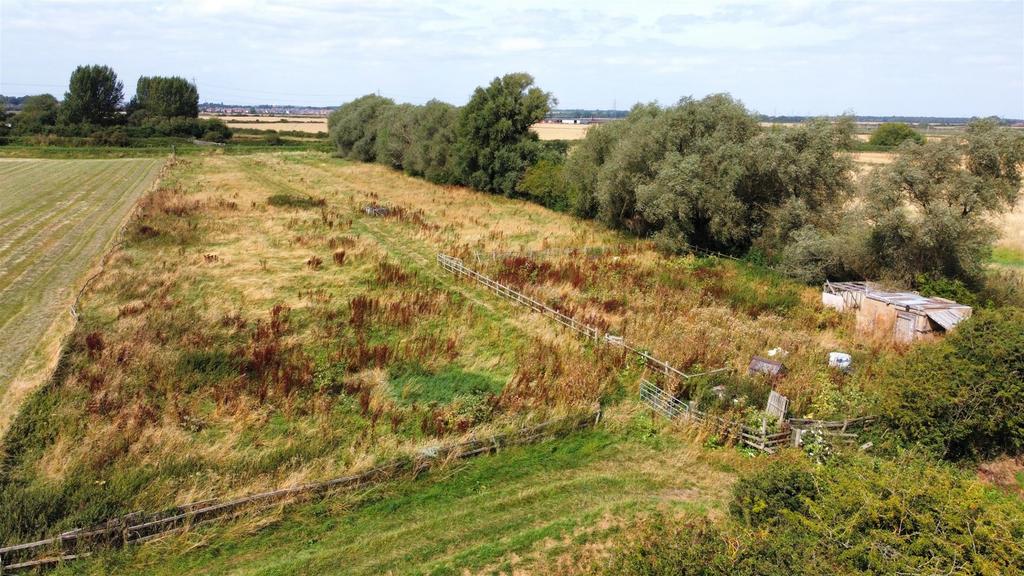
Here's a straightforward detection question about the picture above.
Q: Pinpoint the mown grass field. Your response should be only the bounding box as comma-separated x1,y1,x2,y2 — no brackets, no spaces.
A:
0,157,163,434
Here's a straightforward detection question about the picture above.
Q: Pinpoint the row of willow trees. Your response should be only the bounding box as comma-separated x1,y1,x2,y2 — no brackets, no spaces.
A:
330,73,1024,293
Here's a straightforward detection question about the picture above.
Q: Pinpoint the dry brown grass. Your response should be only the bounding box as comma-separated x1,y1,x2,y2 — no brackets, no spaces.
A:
2,151,888,549
995,193,1024,258
530,123,592,141
850,151,896,165
6,152,628,537
200,114,328,133
277,154,870,415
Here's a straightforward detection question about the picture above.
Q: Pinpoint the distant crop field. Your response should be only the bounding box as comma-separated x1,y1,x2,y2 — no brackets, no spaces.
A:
200,114,328,133
530,122,592,140
0,157,162,433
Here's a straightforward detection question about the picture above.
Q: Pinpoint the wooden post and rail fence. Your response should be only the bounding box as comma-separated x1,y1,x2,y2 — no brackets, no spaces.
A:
437,253,731,380
436,253,876,454
0,411,600,573
639,380,877,453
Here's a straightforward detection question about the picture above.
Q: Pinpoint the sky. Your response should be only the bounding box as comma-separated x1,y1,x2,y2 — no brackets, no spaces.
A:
1,0,1022,118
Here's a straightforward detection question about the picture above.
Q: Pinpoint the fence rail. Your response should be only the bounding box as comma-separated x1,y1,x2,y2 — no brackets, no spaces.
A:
0,411,600,573
440,253,600,340
638,380,869,454
438,254,730,380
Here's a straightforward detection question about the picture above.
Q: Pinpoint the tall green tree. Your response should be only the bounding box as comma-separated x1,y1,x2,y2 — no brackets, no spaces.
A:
131,76,199,118
782,118,1023,285
405,100,459,184
858,118,1023,284
60,65,123,125
453,73,553,196
373,103,417,169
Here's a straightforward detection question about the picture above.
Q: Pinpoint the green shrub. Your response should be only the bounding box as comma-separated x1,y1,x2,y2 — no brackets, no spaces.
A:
729,453,815,527
868,122,925,147
267,193,326,209
605,452,1024,575
800,452,1024,574
517,159,570,211
915,273,981,307
881,307,1024,460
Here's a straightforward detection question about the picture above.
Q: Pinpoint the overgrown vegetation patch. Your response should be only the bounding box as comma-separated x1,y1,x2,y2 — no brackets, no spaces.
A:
267,192,326,209
389,363,504,406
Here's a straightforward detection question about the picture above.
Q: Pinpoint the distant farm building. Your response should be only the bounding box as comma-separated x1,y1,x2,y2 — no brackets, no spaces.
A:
822,281,972,343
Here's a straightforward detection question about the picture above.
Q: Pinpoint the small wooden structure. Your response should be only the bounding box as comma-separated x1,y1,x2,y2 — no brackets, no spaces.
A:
748,356,787,378
823,281,971,343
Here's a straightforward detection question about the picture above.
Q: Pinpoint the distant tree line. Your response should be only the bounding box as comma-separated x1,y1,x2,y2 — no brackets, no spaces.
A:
0,65,231,145
329,73,559,195
331,78,1023,296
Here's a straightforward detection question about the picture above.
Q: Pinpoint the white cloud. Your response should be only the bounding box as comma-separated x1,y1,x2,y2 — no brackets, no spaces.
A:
0,0,1020,116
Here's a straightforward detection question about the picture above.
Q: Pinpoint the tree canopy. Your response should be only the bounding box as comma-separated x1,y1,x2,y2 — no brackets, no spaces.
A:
60,65,123,125
453,73,553,196
868,122,925,146
328,94,395,162
564,95,855,254
131,76,199,118
11,94,59,133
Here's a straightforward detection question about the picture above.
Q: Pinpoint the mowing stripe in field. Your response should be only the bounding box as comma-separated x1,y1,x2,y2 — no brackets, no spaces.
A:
59,428,735,575
0,157,164,434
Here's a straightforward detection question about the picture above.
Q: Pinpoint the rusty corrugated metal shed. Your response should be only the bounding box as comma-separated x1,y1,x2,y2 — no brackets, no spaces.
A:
825,281,971,315
926,309,970,331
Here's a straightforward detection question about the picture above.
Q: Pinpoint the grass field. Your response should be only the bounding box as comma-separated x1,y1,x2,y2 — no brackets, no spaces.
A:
994,193,1024,268
3,150,1018,573
0,157,163,434
1,151,853,556
55,412,749,575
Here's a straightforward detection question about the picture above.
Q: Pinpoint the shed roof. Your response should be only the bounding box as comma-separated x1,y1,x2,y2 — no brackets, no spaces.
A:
926,308,970,331
824,281,971,313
